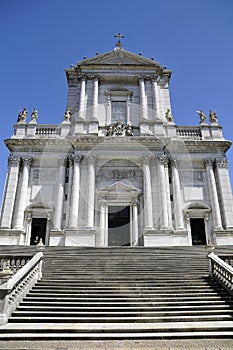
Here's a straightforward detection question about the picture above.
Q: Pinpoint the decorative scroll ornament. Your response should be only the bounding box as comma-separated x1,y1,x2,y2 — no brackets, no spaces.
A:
105,120,134,137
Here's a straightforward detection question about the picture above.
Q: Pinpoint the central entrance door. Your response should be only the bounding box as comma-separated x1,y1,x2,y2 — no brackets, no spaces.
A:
190,218,207,245
30,218,47,245
108,206,130,246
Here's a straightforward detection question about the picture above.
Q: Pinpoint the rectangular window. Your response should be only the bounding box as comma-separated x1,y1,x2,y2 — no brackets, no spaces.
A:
111,101,127,124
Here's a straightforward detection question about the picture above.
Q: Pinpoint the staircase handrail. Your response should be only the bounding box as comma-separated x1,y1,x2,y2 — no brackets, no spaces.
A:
0,252,43,325
208,251,233,296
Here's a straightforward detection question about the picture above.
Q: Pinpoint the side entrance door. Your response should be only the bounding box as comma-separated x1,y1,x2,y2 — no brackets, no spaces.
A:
108,206,130,246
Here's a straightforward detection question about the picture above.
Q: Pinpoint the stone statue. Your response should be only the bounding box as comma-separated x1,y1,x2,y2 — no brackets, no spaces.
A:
105,124,113,136
17,107,28,123
30,108,38,123
165,108,174,123
209,110,218,125
64,107,71,122
125,124,134,136
114,120,124,136
197,110,206,124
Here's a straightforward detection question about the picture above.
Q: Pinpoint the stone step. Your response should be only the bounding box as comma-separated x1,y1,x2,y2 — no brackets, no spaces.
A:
9,314,233,323
17,304,233,311
20,299,233,307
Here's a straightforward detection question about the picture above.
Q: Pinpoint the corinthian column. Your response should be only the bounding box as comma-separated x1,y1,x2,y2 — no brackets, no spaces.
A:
14,157,32,230
139,77,148,120
1,156,20,228
92,76,99,119
86,155,96,228
142,156,153,229
171,159,184,230
157,155,169,229
205,159,222,230
69,155,82,229
53,158,66,231
215,158,233,229
152,77,161,119
78,76,86,119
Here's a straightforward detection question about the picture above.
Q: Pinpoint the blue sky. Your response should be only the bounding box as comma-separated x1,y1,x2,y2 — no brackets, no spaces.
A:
0,0,233,203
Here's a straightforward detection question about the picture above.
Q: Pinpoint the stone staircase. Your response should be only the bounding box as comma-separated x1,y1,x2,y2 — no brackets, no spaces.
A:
0,246,233,339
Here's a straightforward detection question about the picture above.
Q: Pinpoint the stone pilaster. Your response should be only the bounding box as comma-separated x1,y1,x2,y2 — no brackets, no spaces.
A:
69,155,82,229
53,158,66,231
171,159,184,230
14,157,32,230
139,77,148,120
132,199,139,245
86,155,96,228
215,158,233,229
152,76,161,119
99,199,107,246
78,76,86,119
142,155,153,229
92,76,99,119
0,156,20,228
205,159,223,230
157,155,169,229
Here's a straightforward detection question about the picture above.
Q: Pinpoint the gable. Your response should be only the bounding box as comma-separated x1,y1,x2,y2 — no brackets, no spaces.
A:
76,49,161,67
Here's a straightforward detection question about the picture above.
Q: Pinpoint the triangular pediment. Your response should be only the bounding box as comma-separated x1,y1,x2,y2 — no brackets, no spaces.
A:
77,49,161,67
99,181,141,193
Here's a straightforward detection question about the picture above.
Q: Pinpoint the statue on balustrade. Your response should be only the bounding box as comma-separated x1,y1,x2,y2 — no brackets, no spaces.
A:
17,107,28,123
209,110,218,125
197,110,206,125
30,108,38,123
165,108,174,123
64,107,71,122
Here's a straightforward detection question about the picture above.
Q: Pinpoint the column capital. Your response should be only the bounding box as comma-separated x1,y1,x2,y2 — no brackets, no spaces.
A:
22,157,32,167
216,158,228,169
151,74,159,83
204,158,214,168
87,154,96,165
132,198,139,206
73,154,83,164
58,157,67,167
77,73,87,81
142,155,151,165
170,159,180,168
8,155,20,167
156,154,168,166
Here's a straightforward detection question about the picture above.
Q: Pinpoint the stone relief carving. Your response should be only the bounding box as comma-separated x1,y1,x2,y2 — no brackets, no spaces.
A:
105,120,134,137
112,169,136,179
33,169,56,183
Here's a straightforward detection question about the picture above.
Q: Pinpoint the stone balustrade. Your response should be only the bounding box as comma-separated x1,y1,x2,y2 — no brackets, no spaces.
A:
35,125,61,136
208,252,233,297
176,127,202,139
0,252,43,325
0,255,31,284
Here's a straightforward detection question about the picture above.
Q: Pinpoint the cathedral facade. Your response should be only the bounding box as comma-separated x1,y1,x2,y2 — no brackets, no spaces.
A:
1,41,233,247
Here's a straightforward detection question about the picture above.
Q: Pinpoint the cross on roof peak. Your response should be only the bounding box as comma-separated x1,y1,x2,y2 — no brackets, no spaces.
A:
114,33,124,50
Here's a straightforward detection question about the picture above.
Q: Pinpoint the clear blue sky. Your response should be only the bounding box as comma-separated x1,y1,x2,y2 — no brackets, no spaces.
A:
0,0,233,204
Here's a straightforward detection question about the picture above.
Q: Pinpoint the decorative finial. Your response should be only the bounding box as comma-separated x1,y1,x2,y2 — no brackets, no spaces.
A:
114,33,124,50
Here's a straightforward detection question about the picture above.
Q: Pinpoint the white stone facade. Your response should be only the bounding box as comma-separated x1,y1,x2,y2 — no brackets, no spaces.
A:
1,46,233,247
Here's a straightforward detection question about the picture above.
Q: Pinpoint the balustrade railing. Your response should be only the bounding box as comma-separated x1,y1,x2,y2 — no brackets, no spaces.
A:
176,127,202,139
208,252,233,297
0,252,43,325
36,125,61,136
